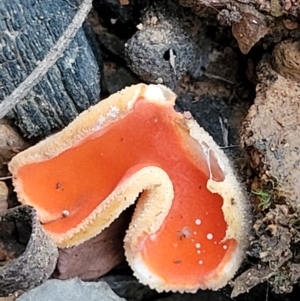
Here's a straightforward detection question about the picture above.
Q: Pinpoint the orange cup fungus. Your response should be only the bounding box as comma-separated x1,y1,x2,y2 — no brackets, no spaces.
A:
9,84,249,293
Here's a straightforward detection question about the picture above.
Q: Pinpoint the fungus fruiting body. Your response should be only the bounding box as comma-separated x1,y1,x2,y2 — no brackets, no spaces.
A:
9,84,249,293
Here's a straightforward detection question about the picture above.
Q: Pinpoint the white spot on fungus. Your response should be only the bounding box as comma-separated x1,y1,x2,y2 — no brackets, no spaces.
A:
207,233,213,240
223,245,228,250
62,210,69,217
195,219,201,225
107,106,120,119
193,231,197,235
197,250,201,254
95,116,106,129
199,260,203,265
150,234,158,241
195,243,201,249
180,226,191,238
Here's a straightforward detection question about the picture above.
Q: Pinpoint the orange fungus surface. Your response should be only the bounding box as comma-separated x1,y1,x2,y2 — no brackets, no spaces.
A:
17,98,236,284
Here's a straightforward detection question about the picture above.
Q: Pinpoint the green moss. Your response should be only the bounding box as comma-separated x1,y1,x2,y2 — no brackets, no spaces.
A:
251,189,272,210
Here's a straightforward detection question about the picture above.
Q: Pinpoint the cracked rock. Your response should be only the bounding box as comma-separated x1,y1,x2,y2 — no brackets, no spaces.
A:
16,278,125,301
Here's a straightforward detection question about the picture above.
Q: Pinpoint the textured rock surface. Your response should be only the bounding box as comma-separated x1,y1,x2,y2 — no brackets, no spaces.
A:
242,57,300,206
56,209,132,280
271,39,300,83
0,206,58,296
125,0,210,89
0,121,28,177
16,278,125,301
239,57,300,294
0,0,101,137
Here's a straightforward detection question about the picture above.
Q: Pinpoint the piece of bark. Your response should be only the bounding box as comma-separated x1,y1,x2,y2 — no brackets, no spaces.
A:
0,0,100,137
231,265,271,297
0,205,58,297
0,181,8,212
56,208,132,280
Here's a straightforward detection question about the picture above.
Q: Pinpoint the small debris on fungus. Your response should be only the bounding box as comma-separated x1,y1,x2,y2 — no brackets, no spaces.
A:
9,84,249,293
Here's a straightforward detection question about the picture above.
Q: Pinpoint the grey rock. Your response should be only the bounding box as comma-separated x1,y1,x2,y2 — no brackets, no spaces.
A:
0,0,101,137
125,0,209,89
16,278,125,301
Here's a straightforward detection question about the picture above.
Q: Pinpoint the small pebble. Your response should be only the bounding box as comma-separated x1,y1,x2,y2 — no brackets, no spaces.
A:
0,181,8,212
